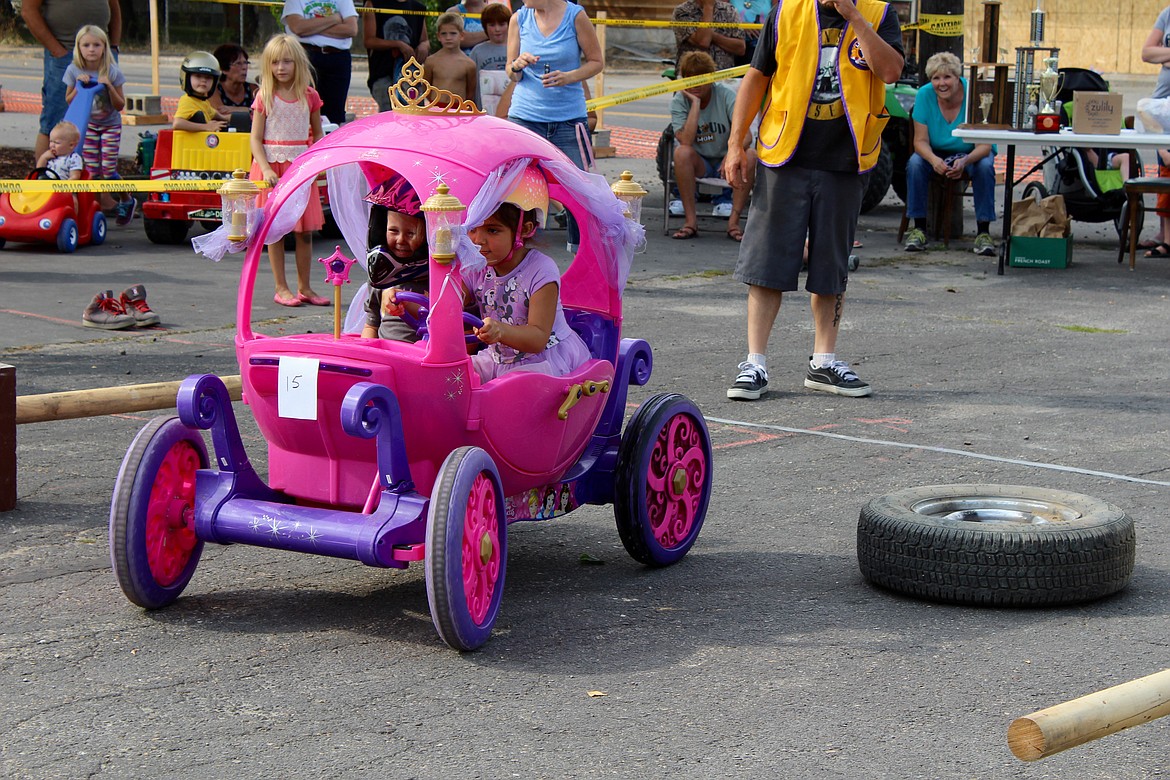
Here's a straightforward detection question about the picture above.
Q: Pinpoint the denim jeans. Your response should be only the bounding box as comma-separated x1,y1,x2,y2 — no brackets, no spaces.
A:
40,50,72,135
306,49,352,126
906,152,996,224
508,116,591,246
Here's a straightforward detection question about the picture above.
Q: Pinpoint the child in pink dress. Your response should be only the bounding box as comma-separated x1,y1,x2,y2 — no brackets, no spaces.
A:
249,33,328,308
463,201,590,383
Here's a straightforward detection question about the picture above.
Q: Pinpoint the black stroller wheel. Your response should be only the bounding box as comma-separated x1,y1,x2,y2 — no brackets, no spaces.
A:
1022,182,1048,202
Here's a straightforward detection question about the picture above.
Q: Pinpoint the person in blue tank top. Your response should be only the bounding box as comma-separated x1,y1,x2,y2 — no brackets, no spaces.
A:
505,0,603,251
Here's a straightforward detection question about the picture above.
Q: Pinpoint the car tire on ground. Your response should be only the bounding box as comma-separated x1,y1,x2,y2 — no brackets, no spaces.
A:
857,484,1136,607
144,217,192,245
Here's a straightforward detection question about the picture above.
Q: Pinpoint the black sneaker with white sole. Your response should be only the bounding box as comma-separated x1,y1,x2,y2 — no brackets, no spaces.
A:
804,358,871,397
727,361,768,400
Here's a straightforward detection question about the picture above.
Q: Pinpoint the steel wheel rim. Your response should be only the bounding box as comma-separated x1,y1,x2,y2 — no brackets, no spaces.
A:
461,472,500,625
645,413,706,548
910,496,1082,526
145,440,201,586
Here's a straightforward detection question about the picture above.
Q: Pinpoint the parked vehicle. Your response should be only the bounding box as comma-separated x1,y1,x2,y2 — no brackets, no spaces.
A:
0,168,105,253
109,79,713,652
141,128,251,245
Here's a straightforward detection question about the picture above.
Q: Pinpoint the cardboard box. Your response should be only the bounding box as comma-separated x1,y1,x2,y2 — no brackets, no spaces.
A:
1072,92,1123,135
1009,236,1073,268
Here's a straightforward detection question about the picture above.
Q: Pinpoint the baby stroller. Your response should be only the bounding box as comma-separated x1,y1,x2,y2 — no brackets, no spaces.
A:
1018,68,1143,239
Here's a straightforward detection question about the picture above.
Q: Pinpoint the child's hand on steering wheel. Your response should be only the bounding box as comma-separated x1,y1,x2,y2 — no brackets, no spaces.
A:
381,287,406,317
474,317,503,345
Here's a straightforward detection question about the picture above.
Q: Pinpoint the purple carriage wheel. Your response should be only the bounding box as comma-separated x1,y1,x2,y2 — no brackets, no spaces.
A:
425,446,507,651
614,393,712,566
109,416,208,609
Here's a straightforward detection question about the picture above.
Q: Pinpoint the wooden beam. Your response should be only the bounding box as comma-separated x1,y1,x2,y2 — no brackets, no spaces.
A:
1008,668,1170,761
15,376,242,425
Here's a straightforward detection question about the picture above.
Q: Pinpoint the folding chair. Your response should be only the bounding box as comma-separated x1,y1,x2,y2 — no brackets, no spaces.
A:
655,122,734,236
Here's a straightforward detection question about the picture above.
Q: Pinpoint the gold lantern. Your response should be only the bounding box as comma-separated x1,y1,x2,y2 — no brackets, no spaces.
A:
611,170,648,224
421,183,466,264
218,169,260,243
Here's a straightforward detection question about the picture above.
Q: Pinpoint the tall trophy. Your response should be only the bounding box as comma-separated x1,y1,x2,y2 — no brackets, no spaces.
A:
1034,55,1063,133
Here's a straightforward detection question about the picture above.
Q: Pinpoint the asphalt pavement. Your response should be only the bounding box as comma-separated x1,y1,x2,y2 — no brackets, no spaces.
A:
2,61,1170,779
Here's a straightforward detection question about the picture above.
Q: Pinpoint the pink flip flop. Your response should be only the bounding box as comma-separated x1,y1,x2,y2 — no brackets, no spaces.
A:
297,292,331,306
274,292,301,307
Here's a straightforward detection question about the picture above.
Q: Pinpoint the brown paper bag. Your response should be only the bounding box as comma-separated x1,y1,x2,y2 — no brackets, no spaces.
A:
1011,198,1046,237
1012,194,1070,237
1039,194,1070,237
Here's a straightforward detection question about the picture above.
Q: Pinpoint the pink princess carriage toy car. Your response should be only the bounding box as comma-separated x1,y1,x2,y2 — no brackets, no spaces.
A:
108,66,713,651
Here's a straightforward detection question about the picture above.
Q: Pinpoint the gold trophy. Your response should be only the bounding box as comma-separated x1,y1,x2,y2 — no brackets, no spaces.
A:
1034,56,1063,133
979,92,994,124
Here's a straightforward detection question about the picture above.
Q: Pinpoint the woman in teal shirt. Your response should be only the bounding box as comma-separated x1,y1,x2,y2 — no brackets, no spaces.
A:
903,51,997,256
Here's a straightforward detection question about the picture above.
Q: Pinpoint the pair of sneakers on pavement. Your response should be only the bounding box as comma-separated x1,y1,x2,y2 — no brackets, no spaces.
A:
669,200,733,218
727,357,871,400
903,227,996,256
83,284,160,330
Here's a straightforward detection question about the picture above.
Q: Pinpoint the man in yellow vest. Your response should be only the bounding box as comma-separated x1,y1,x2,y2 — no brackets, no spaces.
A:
723,0,903,400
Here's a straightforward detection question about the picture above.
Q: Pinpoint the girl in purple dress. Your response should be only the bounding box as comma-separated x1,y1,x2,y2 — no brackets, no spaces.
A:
463,201,591,383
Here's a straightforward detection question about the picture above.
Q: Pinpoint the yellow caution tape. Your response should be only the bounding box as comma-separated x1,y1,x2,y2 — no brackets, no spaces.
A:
906,13,964,37
0,179,270,194
586,18,761,30
187,0,762,29
586,65,749,111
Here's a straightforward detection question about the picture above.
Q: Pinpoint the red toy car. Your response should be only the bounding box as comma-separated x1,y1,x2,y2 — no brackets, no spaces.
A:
0,168,105,253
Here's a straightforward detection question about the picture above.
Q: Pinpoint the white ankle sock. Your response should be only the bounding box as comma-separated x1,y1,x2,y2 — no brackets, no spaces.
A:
747,353,767,370
812,352,835,368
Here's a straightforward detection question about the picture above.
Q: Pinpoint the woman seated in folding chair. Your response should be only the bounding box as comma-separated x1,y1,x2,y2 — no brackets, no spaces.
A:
903,51,997,256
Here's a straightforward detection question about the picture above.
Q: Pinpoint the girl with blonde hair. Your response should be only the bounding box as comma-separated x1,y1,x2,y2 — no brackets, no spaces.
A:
250,34,328,307
64,24,135,223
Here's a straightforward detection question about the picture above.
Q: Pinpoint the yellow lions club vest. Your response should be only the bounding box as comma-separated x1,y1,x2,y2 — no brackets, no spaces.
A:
757,0,891,172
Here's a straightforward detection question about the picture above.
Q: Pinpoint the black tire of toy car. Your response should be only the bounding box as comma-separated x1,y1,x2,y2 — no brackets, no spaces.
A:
860,141,893,214
857,484,1136,607
144,218,191,245
319,209,343,239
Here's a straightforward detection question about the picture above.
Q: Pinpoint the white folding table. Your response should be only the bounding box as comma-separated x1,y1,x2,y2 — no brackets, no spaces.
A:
952,127,1170,274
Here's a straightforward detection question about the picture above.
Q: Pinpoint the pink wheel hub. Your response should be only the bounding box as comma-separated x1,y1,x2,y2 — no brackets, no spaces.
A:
462,472,501,624
145,441,201,586
646,414,706,549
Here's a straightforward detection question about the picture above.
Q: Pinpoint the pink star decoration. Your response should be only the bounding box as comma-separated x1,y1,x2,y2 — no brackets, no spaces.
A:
320,246,357,286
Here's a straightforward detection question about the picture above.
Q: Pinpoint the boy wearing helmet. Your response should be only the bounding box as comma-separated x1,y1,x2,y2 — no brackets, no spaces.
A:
360,175,429,341
173,51,230,132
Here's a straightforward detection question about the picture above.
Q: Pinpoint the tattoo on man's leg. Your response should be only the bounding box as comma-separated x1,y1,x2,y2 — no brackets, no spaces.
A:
833,294,843,328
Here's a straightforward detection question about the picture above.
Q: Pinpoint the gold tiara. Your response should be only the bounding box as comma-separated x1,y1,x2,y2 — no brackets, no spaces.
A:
389,58,484,115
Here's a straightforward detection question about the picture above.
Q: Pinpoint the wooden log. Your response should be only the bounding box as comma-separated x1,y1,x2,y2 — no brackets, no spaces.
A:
15,375,242,425
1008,668,1170,762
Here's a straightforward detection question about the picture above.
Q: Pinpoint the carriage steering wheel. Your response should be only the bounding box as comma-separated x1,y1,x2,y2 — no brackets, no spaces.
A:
391,290,484,344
